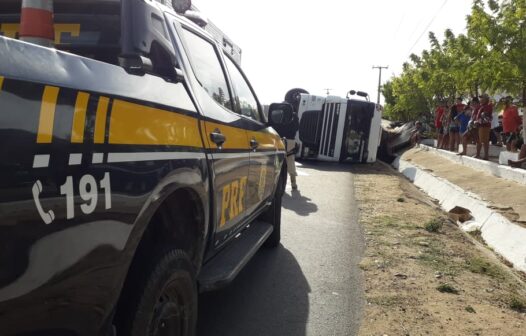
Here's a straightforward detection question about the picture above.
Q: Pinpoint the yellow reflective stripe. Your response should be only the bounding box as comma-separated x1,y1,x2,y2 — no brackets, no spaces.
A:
0,23,80,43
109,99,202,146
71,91,89,143
0,24,19,39
37,86,60,143
202,120,249,150
248,129,285,151
0,76,4,90
94,96,109,144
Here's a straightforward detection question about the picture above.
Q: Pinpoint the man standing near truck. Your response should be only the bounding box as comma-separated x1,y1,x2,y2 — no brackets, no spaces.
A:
501,96,522,151
273,111,300,190
434,101,446,149
474,93,493,160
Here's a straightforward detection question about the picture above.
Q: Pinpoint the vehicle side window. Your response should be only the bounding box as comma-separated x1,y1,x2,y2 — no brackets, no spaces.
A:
181,28,232,110
224,56,260,122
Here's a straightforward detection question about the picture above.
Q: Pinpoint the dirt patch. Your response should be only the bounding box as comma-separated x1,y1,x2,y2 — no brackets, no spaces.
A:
353,163,526,336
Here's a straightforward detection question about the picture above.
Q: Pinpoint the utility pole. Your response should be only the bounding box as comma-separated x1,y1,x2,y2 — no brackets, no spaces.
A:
372,65,388,105
324,88,332,96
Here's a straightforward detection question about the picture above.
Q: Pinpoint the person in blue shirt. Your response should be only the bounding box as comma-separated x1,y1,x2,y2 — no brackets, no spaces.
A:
456,104,473,155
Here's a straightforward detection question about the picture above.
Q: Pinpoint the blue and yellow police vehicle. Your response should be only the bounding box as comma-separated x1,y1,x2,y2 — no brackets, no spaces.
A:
0,0,292,335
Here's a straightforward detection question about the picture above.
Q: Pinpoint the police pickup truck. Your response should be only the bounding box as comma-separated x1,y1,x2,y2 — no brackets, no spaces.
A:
0,1,292,335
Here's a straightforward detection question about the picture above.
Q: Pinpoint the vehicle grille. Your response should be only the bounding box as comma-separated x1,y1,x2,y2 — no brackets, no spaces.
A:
299,110,322,148
319,102,341,157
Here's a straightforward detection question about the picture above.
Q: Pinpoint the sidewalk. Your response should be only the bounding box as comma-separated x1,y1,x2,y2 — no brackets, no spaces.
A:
394,147,526,273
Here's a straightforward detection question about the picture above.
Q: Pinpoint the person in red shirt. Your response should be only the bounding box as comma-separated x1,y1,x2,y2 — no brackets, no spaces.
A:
501,96,522,151
469,97,480,145
434,102,446,148
474,94,493,160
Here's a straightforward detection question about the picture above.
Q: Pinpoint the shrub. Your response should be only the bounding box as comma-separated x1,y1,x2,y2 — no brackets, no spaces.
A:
425,218,443,233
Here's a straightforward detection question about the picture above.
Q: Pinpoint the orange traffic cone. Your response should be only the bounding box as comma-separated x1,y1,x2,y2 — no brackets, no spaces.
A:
19,0,54,47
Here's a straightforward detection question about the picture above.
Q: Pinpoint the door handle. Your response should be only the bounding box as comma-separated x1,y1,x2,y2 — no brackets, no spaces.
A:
250,138,259,150
210,129,226,148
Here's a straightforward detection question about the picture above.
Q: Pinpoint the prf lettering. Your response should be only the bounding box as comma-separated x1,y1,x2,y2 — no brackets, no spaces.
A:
220,177,247,227
0,24,80,44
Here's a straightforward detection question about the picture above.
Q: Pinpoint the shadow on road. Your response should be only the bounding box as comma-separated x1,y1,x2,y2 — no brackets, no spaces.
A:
282,190,318,216
197,246,310,336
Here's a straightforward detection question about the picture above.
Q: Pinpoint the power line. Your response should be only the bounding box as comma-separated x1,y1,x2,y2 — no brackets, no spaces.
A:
406,0,449,57
392,12,406,45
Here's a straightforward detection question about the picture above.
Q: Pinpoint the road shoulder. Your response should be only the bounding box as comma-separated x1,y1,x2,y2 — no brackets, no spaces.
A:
353,163,526,336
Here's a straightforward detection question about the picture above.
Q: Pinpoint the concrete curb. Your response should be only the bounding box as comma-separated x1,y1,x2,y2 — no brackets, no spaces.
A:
417,144,526,186
392,156,526,273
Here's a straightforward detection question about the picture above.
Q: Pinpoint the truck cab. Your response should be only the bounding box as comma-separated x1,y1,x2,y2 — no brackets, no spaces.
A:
288,89,382,163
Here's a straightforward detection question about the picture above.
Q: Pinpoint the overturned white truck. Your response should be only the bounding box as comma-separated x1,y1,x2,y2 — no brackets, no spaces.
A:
285,89,383,163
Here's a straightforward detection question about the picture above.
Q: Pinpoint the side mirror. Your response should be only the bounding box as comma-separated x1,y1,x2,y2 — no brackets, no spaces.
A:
268,103,294,127
119,55,153,76
356,91,370,100
347,89,370,101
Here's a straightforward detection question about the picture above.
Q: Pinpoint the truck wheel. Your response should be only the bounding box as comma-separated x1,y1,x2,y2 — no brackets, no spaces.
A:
262,173,285,248
284,88,309,112
119,249,197,336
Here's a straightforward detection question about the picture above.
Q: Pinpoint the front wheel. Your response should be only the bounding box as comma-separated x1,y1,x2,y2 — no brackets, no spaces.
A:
262,172,285,248
117,249,198,336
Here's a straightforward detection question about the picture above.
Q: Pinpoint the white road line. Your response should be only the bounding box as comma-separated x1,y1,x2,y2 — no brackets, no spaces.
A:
107,152,206,163
211,152,282,159
251,151,284,158
68,153,82,165
33,154,50,168
211,152,250,159
92,153,104,164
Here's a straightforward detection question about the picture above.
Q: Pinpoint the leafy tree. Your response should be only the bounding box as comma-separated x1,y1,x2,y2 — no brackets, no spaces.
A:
383,0,526,122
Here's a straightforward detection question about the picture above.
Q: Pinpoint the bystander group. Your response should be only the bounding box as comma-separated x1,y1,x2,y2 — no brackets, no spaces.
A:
432,94,524,170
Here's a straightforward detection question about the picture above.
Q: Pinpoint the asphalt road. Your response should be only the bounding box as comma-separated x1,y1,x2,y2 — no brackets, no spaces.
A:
198,161,365,336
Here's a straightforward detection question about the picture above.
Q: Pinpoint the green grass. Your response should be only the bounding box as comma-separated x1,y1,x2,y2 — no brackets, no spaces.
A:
424,218,443,233
469,229,484,244
509,296,526,313
466,257,505,279
465,306,476,313
368,295,407,306
372,215,420,230
437,283,459,294
416,241,461,276
376,215,399,227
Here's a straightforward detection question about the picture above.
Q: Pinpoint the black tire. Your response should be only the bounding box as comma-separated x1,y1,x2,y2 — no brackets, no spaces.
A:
262,170,285,248
116,249,197,336
284,88,309,112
